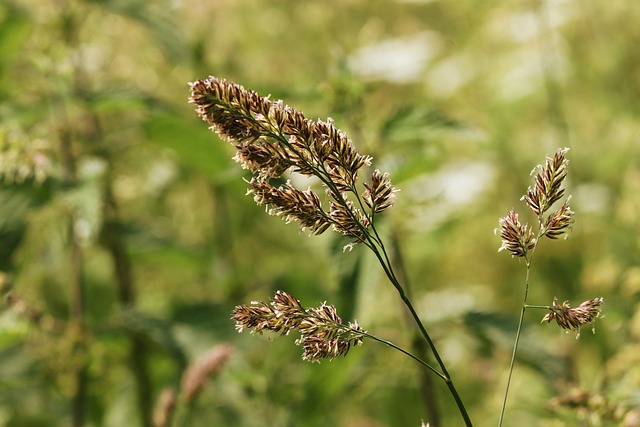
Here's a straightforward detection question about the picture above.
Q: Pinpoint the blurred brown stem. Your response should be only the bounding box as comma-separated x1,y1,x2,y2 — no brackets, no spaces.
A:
103,170,154,427
59,123,88,427
58,3,154,423
70,232,88,427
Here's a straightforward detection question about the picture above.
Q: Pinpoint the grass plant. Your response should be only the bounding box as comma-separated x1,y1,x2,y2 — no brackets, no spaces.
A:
187,77,603,426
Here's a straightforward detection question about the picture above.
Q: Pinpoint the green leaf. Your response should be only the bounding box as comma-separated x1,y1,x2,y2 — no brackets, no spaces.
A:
84,0,186,61
87,87,163,114
381,105,468,145
113,309,187,369
464,311,564,380
144,112,237,180
0,4,32,99
170,302,238,342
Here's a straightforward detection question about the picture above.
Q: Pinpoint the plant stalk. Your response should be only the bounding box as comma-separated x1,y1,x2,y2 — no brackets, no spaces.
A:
497,258,531,427
370,240,474,427
498,227,543,427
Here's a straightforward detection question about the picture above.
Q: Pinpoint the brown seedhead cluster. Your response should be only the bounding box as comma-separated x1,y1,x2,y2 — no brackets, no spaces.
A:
181,344,235,403
232,290,365,363
542,296,604,337
497,148,574,258
523,148,569,217
496,148,603,335
189,77,397,247
497,210,535,258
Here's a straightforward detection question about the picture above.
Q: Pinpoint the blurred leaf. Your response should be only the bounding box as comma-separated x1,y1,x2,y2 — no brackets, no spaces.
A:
0,310,30,349
378,105,481,183
331,236,362,321
113,309,187,369
84,0,186,61
60,161,106,245
0,185,52,269
381,105,468,145
127,224,211,270
87,87,165,114
464,311,564,380
0,341,34,383
0,3,32,99
143,112,236,180
0,190,30,264
170,302,238,342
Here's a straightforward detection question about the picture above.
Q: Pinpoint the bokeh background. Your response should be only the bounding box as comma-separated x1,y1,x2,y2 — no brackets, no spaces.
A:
1,0,639,426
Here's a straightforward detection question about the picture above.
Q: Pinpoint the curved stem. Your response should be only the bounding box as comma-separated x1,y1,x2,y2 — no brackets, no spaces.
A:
367,241,474,427
359,331,446,379
299,311,444,379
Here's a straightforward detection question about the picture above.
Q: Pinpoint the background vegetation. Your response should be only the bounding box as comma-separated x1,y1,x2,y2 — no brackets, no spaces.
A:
1,0,639,426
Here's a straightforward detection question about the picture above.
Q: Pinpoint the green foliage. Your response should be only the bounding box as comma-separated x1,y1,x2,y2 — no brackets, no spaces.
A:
1,0,639,426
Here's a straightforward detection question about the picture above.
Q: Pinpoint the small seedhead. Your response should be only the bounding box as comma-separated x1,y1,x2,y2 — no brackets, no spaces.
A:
541,297,604,337
232,290,365,363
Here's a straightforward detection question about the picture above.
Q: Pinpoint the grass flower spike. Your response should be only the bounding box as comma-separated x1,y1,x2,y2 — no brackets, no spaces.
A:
181,345,235,403
542,198,574,239
497,148,574,259
523,148,570,217
497,210,536,258
189,77,397,247
541,297,604,337
232,291,365,362
497,148,598,427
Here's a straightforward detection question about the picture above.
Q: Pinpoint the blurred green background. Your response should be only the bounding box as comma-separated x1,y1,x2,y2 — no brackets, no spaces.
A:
1,0,639,426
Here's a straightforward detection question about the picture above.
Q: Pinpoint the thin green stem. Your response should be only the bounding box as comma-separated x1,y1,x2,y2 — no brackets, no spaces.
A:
364,332,445,379
305,316,446,379
498,226,544,427
366,240,474,427
497,257,531,427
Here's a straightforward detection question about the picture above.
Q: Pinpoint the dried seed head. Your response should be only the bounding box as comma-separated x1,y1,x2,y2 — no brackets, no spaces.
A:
247,179,332,235
181,345,235,404
329,198,370,242
233,298,300,335
152,388,177,427
298,331,364,363
232,291,365,363
233,140,291,178
271,289,304,313
363,169,398,214
497,210,535,258
296,303,364,362
189,76,394,247
523,148,570,216
232,291,308,336
189,79,265,144
542,197,575,239
541,297,604,337
232,301,277,334
189,77,374,187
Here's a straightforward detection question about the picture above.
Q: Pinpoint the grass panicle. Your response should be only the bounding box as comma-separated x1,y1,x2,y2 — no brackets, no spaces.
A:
191,77,606,427
189,77,396,247
497,148,603,427
233,290,365,363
